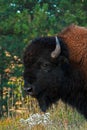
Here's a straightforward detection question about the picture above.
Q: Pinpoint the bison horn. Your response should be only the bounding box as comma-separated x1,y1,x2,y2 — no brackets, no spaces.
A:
51,36,61,58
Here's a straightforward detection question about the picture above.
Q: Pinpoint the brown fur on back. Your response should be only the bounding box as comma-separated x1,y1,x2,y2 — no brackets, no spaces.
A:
59,24,87,80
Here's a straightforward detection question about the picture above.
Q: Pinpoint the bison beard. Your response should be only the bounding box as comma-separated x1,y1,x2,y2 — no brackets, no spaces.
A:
23,33,87,119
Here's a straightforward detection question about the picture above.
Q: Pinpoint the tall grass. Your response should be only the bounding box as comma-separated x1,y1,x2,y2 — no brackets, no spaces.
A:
0,100,87,130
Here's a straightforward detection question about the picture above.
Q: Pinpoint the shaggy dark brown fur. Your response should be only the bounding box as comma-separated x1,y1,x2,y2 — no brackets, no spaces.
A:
23,25,87,119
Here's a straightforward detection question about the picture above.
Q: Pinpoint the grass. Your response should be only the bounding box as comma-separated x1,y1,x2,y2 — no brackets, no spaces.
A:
0,100,87,130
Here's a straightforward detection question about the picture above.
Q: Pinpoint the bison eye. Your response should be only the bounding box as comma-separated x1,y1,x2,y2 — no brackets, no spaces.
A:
42,62,50,67
41,62,51,72
43,62,49,67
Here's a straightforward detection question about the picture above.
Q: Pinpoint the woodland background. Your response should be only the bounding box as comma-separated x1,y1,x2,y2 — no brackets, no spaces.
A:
0,0,87,129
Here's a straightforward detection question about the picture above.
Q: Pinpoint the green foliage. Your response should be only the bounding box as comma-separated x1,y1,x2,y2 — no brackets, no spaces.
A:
58,0,87,26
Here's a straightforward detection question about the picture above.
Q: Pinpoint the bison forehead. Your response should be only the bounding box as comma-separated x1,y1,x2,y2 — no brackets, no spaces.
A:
23,36,69,66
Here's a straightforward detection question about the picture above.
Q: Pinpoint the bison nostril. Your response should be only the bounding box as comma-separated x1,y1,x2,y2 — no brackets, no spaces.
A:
24,87,32,92
23,87,34,96
27,87,32,92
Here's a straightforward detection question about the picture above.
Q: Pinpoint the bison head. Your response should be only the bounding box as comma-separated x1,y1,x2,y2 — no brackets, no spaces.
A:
23,37,71,112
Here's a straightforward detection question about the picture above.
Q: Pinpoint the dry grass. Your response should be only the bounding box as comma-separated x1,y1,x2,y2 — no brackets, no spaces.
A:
0,100,87,130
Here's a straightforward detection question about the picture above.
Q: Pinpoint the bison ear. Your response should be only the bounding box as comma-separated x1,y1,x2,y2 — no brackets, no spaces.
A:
58,56,69,65
59,56,71,74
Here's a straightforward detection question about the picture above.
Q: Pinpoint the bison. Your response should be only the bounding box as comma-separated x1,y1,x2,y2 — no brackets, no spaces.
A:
23,24,87,119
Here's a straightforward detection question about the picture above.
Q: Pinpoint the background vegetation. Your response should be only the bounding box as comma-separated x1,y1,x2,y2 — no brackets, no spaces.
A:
0,0,87,129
